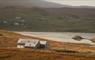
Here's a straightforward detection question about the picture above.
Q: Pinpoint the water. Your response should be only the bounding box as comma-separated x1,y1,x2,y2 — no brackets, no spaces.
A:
17,32,95,43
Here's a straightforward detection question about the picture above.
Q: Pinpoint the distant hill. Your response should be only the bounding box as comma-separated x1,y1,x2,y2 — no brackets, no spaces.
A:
0,0,95,32
0,7,95,32
0,0,68,8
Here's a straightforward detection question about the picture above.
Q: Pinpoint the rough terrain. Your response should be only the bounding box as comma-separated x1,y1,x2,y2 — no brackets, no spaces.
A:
0,30,95,60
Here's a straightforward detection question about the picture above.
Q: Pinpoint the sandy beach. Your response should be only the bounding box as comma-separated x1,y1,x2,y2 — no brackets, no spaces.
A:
16,32,95,44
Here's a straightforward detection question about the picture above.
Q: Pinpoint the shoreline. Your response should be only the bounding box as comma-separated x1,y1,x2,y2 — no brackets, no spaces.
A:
15,32,95,44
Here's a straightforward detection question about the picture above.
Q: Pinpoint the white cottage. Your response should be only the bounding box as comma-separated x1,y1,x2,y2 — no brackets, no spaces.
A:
17,38,39,48
17,38,48,49
24,40,40,48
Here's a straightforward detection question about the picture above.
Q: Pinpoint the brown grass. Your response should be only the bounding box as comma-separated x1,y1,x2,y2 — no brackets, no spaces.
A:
0,48,95,60
0,30,95,60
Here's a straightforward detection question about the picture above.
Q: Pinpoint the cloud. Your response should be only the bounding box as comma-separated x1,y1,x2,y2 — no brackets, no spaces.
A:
45,0,95,6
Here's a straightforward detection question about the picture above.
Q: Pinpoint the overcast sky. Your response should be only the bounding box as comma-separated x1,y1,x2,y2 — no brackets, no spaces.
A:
45,0,95,6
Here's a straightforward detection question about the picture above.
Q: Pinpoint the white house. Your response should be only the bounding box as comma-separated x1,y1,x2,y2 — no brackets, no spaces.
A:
17,38,48,49
24,40,40,48
17,38,39,48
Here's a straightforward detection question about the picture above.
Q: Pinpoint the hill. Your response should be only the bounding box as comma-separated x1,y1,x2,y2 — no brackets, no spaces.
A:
0,48,95,60
0,0,67,8
0,7,95,32
0,30,95,60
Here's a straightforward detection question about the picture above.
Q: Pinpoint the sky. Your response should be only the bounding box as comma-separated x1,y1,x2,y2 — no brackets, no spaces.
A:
45,0,95,6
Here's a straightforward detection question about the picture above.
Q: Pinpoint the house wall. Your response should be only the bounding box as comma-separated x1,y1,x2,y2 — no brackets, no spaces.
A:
17,45,25,48
17,39,48,49
38,42,48,49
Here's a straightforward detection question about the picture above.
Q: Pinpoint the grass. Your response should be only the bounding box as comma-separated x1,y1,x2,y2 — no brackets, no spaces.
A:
0,30,95,60
0,7,95,32
0,48,95,60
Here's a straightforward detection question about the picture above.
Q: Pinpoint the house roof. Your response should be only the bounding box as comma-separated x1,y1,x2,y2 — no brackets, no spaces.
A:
40,41,47,45
25,42,39,47
17,38,39,44
17,38,39,47
17,38,48,48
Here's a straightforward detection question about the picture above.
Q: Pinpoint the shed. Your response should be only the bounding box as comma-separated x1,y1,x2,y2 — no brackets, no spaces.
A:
39,41,48,49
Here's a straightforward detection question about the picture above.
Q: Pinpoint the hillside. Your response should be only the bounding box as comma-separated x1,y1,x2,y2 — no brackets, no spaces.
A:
0,7,95,32
0,48,95,60
0,30,95,60
0,0,66,8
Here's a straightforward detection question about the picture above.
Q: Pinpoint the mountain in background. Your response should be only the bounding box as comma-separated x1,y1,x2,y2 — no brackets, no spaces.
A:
0,7,95,32
0,0,95,32
0,0,95,8
0,0,70,8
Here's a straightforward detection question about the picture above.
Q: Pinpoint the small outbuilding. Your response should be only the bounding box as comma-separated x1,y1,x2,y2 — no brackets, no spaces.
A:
39,41,48,49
